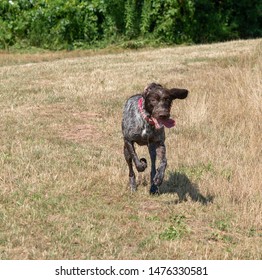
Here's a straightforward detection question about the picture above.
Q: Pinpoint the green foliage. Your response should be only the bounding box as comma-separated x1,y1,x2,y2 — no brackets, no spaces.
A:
159,215,189,241
178,162,215,181
151,0,194,43
27,0,105,49
192,0,235,43
125,0,138,39
0,0,31,48
0,0,261,50
214,219,231,232
230,0,262,38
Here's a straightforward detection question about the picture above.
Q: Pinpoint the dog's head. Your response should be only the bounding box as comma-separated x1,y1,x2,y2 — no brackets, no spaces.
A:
142,83,188,121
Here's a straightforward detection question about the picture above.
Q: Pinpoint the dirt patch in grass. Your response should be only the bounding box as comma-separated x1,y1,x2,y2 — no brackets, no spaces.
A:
36,104,103,142
60,123,98,142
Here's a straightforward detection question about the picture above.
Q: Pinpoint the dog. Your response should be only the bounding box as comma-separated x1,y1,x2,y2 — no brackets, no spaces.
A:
122,83,188,194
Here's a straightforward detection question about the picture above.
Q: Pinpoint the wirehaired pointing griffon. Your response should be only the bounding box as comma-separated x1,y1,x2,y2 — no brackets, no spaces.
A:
122,83,188,194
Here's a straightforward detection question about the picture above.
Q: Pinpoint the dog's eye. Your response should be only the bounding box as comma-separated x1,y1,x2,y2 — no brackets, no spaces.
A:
163,98,172,105
150,98,158,104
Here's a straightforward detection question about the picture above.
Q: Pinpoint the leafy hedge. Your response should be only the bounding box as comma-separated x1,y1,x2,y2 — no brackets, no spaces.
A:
0,0,261,50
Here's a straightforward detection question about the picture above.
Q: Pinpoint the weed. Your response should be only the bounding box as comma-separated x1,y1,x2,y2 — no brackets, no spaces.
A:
146,216,160,222
159,215,189,241
221,168,233,182
214,220,231,232
178,162,215,181
208,231,235,244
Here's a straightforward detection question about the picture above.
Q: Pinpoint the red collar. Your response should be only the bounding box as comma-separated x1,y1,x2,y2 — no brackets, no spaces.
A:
138,97,176,129
138,97,160,128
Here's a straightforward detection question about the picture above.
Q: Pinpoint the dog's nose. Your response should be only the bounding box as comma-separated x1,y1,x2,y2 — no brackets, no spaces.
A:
158,113,170,119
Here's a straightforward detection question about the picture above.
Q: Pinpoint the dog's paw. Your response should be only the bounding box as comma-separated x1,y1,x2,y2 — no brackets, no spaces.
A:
150,184,159,195
153,171,164,186
137,158,147,172
129,176,137,192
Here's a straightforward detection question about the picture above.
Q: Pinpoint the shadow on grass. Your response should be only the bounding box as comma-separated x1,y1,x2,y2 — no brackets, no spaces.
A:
160,171,214,205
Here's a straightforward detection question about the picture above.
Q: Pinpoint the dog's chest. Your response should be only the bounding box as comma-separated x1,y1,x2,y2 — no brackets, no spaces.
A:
141,123,154,139
134,122,164,145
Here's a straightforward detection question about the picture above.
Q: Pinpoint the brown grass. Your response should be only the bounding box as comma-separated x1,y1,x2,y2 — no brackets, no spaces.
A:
0,39,261,259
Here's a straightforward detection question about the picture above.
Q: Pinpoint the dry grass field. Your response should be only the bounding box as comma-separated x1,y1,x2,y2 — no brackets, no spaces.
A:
0,39,261,260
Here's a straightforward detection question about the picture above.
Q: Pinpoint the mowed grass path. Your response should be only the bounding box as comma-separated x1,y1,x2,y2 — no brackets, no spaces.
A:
0,39,261,259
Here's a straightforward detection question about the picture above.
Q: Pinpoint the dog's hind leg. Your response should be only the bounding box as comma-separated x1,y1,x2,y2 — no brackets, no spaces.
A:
124,139,147,173
124,144,137,191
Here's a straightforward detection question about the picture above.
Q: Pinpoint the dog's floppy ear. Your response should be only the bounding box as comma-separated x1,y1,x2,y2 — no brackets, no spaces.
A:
169,88,188,100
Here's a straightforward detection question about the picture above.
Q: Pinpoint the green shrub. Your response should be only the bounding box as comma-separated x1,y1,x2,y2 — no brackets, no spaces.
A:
0,0,261,50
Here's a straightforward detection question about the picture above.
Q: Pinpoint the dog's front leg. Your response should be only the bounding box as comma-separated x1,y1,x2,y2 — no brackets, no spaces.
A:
152,142,167,193
148,143,157,194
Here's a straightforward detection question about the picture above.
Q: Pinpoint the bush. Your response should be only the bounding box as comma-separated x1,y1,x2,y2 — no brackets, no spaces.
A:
0,0,261,50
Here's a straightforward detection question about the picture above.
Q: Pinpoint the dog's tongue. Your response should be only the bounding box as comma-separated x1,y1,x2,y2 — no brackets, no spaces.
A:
151,117,176,129
159,118,176,128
